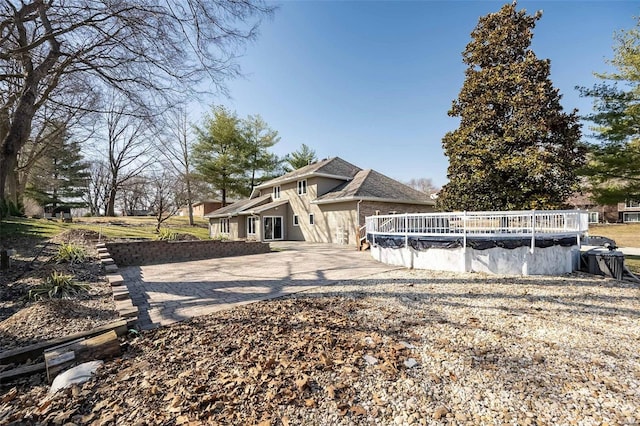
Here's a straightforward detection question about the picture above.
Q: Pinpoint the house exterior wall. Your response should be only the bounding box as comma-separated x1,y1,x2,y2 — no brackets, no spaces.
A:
259,204,288,240
316,177,347,196
209,217,241,239
318,201,358,244
190,201,222,217
358,201,435,226
255,177,434,244
244,215,261,241
619,201,640,222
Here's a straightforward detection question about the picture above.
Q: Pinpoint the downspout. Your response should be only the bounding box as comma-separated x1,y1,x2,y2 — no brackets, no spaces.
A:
357,199,363,249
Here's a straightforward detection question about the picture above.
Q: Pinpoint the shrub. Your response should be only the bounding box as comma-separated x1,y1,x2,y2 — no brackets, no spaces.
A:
156,228,178,241
28,271,91,300
55,243,86,264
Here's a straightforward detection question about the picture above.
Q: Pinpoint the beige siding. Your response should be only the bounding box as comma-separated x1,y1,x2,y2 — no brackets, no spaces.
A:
287,204,305,241
260,204,288,240
252,177,435,243
315,177,346,196
209,217,241,239
318,201,359,244
359,201,435,226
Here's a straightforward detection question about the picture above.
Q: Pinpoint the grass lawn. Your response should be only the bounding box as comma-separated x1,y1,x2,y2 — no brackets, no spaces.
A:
625,255,640,274
589,223,640,248
0,215,210,242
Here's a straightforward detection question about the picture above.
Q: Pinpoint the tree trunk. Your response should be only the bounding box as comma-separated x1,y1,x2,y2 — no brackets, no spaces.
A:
4,154,19,208
106,185,117,216
187,179,194,226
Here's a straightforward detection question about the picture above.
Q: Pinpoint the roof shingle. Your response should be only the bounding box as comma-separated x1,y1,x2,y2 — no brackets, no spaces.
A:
315,169,432,204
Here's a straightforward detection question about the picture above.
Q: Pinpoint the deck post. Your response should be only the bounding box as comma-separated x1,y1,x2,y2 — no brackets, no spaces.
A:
530,209,536,254
462,211,467,253
404,213,409,248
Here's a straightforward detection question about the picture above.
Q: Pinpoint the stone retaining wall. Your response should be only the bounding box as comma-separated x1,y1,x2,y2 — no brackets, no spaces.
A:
104,240,271,266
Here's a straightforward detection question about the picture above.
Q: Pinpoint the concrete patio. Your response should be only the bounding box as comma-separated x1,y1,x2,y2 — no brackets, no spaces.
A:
120,242,398,329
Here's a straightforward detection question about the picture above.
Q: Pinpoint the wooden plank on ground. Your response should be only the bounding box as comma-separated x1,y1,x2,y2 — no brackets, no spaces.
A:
107,274,124,286
0,319,129,365
44,331,120,382
0,362,46,383
112,288,130,301
105,264,118,272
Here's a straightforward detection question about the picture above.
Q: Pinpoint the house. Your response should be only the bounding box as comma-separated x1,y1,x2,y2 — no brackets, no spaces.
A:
566,193,618,224
566,192,640,223
618,199,640,222
206,157,435,245
179,201,224,218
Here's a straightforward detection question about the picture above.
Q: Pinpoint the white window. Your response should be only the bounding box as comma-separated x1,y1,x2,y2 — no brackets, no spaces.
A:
293,215,299,226
309,213,314,225
624,212,640,222
588,212,599,224
273,186,281,199
247,217,257,235
626,199,640,208
297,179,307,195
220,218,230,234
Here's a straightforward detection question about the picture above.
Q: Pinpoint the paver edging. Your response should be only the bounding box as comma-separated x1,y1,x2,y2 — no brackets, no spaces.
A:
96,243,139,328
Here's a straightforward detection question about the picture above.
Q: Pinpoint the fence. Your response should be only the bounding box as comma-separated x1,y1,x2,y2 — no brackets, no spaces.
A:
365,210,589,251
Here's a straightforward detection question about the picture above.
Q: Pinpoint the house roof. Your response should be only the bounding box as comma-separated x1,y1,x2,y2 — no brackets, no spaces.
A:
239,199,289,215
314,169,435,205
253,157,362,192
192,200,223,207
205,194,271,218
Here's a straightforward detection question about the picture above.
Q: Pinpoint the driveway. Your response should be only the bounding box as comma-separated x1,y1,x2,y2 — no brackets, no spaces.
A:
120,242,398,329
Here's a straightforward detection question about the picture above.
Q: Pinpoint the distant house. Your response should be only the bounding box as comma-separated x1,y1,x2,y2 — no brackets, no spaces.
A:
179,201,224,218
566,193,618,224
619,199,640,222
205,157,435,245
566,192,640,223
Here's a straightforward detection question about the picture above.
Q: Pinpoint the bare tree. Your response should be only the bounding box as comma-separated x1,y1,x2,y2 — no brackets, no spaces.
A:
405,178,439,198
120,175,150,216
83,160,110,216
157,107,196,225
102,100,153,216
149,168,183,232
0,0,274,203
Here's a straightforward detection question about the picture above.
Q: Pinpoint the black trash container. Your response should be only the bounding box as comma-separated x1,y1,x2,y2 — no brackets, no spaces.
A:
585,249,625,280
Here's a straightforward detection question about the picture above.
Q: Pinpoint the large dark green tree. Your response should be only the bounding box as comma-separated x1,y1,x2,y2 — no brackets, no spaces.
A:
25,130,89,212
242,115,282,193
438,3,585,212
579,20,640,204
193,107,246,207
193,107,282,205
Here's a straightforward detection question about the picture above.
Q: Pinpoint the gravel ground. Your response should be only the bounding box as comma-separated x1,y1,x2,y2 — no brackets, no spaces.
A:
1,269,638,425
0,229,118,352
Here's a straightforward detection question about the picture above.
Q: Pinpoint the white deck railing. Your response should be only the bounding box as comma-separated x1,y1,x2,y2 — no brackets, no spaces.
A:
366,210,589,250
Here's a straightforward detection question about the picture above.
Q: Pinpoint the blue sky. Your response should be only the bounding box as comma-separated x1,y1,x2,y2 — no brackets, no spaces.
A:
193,1,637,188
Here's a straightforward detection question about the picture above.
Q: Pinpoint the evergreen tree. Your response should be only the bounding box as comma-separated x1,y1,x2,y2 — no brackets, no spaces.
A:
193,107,284,204
284,143,317,172
26,130,89,212
579,19,640,204
242,115,282,193
192,106,248,206
438,3,585,212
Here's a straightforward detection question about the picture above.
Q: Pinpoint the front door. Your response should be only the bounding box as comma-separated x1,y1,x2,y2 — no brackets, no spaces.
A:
263,216,283,240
